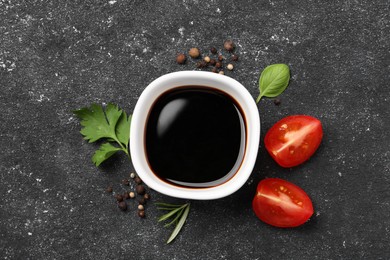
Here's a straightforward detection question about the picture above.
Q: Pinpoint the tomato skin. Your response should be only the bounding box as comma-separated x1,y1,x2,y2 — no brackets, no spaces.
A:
252,178,314,228
265,115,323,168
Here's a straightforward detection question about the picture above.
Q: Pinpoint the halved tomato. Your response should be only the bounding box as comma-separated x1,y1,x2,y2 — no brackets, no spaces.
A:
252,178,314,228
265,115,323,168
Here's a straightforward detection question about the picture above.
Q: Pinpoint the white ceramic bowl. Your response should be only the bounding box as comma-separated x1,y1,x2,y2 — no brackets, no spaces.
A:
130,71,260,200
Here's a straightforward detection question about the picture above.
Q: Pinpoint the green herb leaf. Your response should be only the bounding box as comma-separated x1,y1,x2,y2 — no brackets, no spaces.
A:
73,103,122,143
167,204,190,244
92,143,122,166
158,205,186,222
73,103,132,166
116,112,131,148
155,202,184,208
256,64,290,103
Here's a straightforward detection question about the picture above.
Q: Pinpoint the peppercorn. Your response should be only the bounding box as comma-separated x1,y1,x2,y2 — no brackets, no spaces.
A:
210,47,217,54
196,61,203,68
232,54,239,61
122,179,129,186
189,48,200,58
129,191,135,198
138,204,144,211
218,55,223,61
115,194,123,202
106,186,113,193
130,172,136,179
176,53,186,64
204,56,211,63
136,185,146,195
224,40,235,52
219,71,225,75
118,201,127,211
143,193,150,200
138,210,145,218
138,198,146,205
211,68,218,73
134,176,142,184
123,192,130,200
215,62,222,68
227,64,234,71
209,59,216,66
274,98,281,106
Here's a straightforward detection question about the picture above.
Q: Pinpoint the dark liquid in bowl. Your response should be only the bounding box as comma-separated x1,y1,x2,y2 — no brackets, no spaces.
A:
145,86,246,188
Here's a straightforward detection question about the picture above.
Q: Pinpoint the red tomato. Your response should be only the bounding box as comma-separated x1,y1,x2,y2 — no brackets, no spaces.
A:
265,115,323,168
252,178,314,228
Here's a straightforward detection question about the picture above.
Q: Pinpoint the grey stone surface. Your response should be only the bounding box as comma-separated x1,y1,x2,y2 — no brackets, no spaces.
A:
1,0,389,259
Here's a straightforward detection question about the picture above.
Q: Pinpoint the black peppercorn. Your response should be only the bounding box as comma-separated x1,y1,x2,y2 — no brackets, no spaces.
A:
106,186,113,193
274,98,281,106
232,54,239,61
134,176,142,184
210,47,217,54
122,179,129,186
209,59,216,66
138,210,145,218
215,62,222,68
218,55,223,61
211,67,218,73
115,194,123,202
136,185,146,195
138,198,146,205
143,193,150,200
118,201,127,211
123,192,130,200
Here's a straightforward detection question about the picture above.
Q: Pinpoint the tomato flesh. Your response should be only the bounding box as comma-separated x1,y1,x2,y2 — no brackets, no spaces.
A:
252,178,314,228
265,115,323,168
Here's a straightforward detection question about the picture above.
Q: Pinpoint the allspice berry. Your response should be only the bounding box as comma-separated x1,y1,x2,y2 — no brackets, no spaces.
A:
210,47,217,54
215,62,222,68
224,40,235,52
189,48,200,58
118,201,127,211
123,192,130,200
138,198,146,205
144,193,150,200
176,53,186,64
218,55,223,61
210,59,216,66
136,185,146,195
106,186,113,193
232,54,239,61
274,98,281,106
122,179,129,186
211,67,218,73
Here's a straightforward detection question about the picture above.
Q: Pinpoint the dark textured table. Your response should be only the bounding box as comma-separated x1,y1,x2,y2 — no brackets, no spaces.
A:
1,0,389,259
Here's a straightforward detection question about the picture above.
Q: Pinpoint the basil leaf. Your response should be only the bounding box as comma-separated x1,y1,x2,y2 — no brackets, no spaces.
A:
256,64,290,103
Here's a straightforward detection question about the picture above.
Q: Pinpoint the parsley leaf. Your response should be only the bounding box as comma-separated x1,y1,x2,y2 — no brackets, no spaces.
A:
73,103,131,166
92,143,122,166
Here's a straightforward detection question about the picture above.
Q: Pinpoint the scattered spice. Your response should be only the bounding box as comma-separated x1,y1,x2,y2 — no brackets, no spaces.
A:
204,56,211,63
122,179,130,186
115,194,124,202
106,186,113,193
224,39,235,52
130,172,136,179
232,54,239,61
218,55,224,61
136,185,146,195
134,176,142,185
210,59,216,66
219,71,225,75
138,205,144,211
188,48,200,58
129,191,135,198
210,47,217,54
176,53,186,64
211,68,218,73
118,201,127,211
227,64,234,71
144,193,150,200
123,192,130,200
274,98,281,106
138,210,145,218
215,62,222,68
